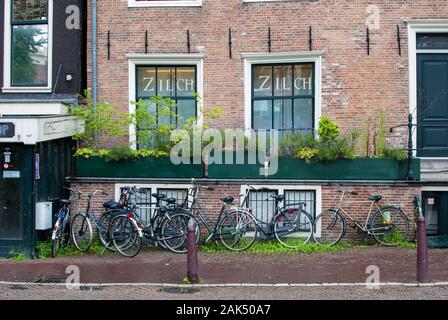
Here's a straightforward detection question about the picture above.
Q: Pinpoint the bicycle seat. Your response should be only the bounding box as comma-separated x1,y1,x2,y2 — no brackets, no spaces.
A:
103,200,121,210
152,193,167,200
220,196,234,204
368,195,383,202
165,198,177,205
60,199,71,205
271,195,285,202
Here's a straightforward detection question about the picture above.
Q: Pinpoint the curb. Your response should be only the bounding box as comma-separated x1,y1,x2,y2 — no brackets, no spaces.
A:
1,281,448,288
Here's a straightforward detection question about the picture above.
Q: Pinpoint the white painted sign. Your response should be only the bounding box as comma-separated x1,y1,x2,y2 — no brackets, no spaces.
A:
3,171,20,179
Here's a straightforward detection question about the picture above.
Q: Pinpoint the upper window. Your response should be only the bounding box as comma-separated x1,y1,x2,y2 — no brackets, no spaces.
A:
252,63,315,136
136,65,197,148
417,33,448,50
129,0,202,7
10,0,49,87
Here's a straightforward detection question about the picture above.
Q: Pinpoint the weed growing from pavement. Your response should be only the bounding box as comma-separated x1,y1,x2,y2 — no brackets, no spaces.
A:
199,240,350,254
182,277,204,284
9,250,28,261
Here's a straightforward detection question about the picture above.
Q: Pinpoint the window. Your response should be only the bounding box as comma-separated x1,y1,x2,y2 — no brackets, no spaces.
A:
11,0,48,86
417,33,448,50
244,187,317,224
117,184,190,224
129,0,202,7
3,0,52,92
136,65,197,148
252,63,315,136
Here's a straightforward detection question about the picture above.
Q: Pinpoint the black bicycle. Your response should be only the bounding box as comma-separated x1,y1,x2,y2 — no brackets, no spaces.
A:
110,186,198,257
241,186,314,249
51,187,82,257
180,180,258,252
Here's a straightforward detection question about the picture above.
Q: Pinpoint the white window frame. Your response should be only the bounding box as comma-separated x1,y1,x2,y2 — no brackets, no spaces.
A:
406,19,448,159
127,53,204,149
114,183,193,204
128,0,202,7
2,0,53,93
242,51,323,134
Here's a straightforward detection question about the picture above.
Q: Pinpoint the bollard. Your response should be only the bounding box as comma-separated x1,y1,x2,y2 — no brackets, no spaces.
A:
417,215,430,283
187,218,199,284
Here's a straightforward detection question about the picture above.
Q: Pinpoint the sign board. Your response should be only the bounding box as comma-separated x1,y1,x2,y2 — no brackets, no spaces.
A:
428,198,435,205
3,171,20,179
0,123,15,138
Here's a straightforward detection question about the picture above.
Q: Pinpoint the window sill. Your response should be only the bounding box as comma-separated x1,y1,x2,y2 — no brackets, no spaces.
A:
1,87,52,94
128,0,202,7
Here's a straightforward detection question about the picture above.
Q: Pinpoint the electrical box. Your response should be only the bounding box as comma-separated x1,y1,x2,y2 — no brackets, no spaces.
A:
36,202,53,230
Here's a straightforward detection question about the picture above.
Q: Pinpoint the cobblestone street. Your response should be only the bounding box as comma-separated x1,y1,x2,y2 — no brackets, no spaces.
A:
1,283,447,300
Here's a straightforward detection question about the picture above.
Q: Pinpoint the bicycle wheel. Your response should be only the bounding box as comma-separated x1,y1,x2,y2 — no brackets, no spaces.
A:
274,208,313,249
313,210,346,246
71,214,93,252
370,206,410,246
160,212,199,254
218,210,257,252
98,212,118,252
111,215,142,258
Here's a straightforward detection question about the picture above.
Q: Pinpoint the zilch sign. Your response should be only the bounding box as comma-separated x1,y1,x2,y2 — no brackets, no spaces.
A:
0,123,15,138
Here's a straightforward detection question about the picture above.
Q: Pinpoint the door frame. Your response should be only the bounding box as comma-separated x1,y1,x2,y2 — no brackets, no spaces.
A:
0,144,34,257
407,20,448,158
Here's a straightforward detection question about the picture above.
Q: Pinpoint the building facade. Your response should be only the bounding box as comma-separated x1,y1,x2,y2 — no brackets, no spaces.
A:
0,0,86,257
64,0,448,243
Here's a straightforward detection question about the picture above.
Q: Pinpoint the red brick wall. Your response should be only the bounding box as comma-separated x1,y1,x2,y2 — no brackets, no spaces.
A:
86,0,448,148
69,180,420,243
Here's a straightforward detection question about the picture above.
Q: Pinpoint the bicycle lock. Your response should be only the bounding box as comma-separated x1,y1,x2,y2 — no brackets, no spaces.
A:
187,218,199,284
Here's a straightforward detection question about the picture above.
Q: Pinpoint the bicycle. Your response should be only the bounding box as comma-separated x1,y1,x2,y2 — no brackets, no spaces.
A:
241,186,314,249
110,186,198,257
71,189,124,253
179,179,258,252
312,184,411,246
51,187,82,257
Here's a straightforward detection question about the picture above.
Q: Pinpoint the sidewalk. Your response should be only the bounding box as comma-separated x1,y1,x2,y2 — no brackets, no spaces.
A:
0,247,447,285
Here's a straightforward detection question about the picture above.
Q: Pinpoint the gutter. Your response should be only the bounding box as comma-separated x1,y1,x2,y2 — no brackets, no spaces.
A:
92,0,97,141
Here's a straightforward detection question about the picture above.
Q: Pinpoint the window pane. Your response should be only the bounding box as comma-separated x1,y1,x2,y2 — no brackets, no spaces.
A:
137,67,156,98
137,99,157,129
293,99,313,134
12,0,47,22
253,100,272,130
157,189,188,206
157,67,175,96
294,64,313,96
11,24,48,86
247,190,277,223
177,100,196,126
176,67,196,97
417,33,448,50
273,99,293,131
285,190,316,220
274,65,293,96
253,66,272,97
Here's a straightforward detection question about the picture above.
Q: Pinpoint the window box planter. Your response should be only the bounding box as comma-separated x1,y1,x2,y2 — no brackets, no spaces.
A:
208,155,421,181
76,156,203,179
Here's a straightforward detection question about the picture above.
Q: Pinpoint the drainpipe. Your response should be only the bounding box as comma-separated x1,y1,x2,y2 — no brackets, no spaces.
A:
92,0,98,142
406,113,415,181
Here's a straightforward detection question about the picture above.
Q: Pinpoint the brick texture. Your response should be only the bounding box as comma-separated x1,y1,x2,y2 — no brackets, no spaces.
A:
86,0,448,148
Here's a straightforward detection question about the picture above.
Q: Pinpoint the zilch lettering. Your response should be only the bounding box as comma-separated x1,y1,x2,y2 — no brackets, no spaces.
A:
256,76,312,92
141,78,195,93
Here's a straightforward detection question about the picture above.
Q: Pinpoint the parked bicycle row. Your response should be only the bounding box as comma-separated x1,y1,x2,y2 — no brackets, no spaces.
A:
51,180,413,258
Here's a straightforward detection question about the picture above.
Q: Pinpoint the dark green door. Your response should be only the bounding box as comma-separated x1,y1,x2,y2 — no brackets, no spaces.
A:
417,54,448,157
0,144,34,257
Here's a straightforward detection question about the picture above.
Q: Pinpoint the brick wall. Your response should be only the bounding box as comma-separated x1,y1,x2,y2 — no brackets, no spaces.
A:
69,180,420,243
86,0,448,148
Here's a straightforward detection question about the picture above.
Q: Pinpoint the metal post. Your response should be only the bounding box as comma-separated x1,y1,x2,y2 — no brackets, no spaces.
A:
187,219,199,284
407,113,415,181
417,215,430,283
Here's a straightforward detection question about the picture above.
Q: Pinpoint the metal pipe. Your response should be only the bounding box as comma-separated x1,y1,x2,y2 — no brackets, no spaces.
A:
92,0,98,142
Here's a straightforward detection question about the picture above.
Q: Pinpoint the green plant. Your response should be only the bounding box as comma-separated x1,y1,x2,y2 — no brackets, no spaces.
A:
9,249,28,261
297,147,319,163
317,116,340,143
383,147,407,162
103,146,133,162
69,91,130,149
35,240,109,259
279,133,316,157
